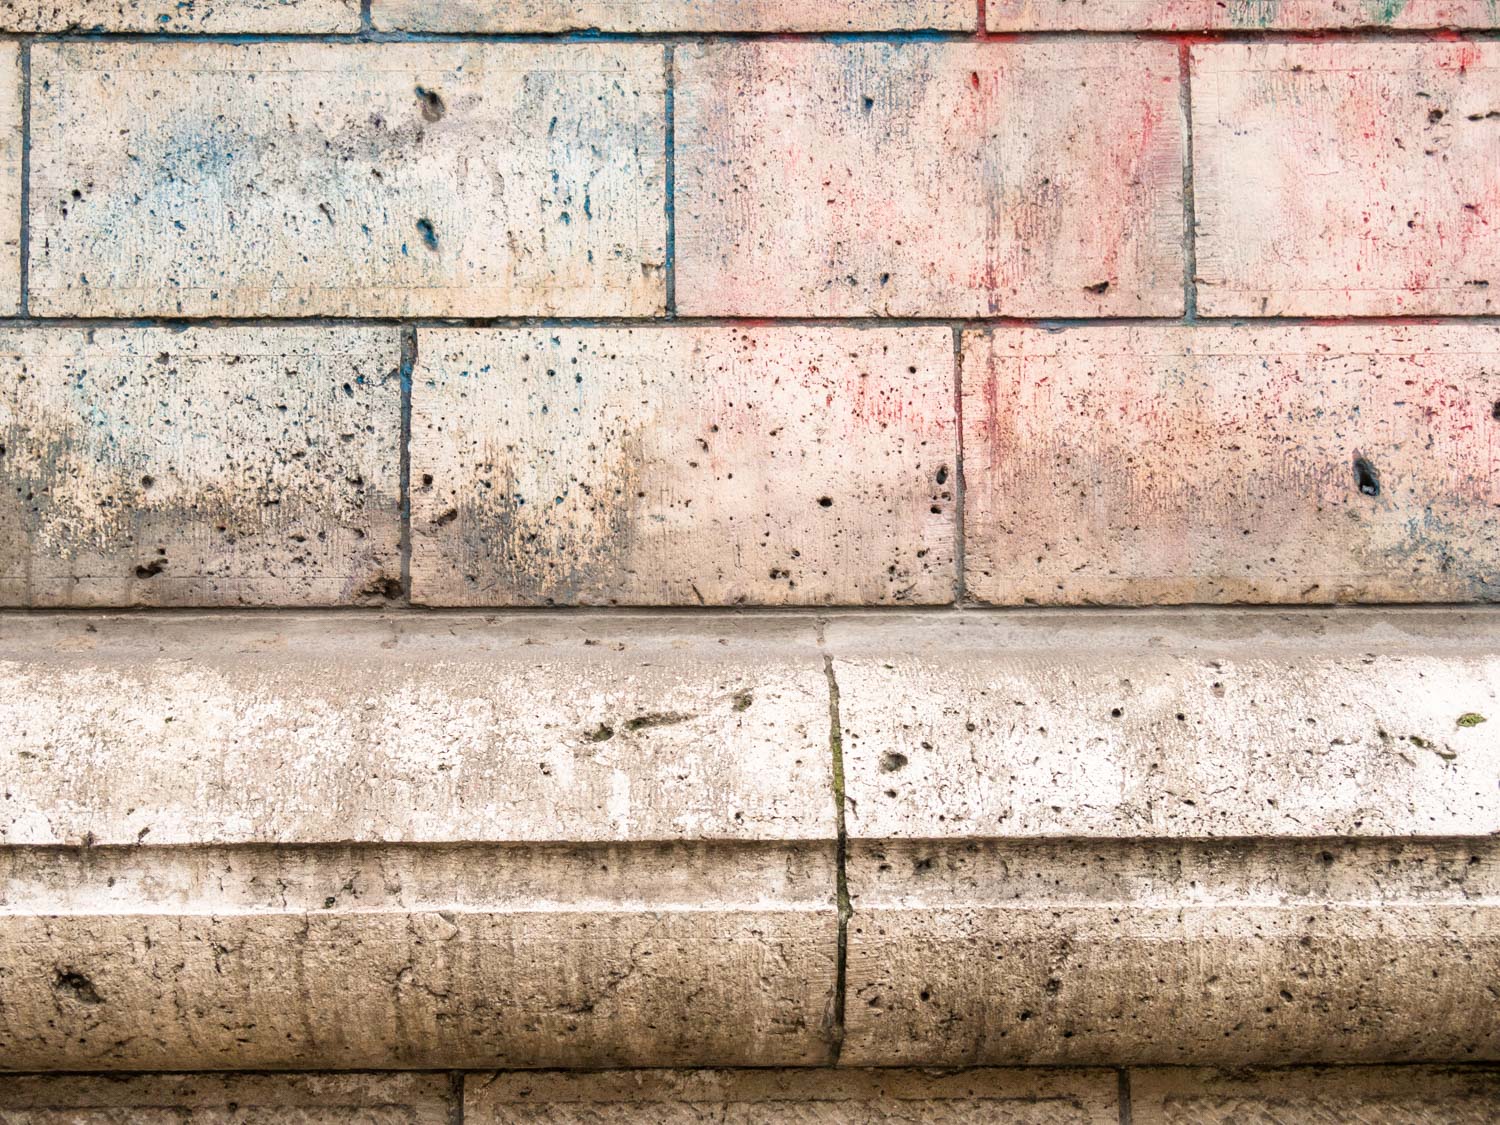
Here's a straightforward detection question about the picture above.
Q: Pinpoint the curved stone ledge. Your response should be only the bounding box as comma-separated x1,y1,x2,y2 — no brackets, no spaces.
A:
844,837,1500,1066
1,609,1497,1070
0,841,838,1071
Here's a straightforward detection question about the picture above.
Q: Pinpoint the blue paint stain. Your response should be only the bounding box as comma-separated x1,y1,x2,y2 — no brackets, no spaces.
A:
415,218,439,251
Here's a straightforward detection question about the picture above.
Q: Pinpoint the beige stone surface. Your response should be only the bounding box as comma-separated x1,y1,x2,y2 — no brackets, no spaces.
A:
675,41,1183,317
29,43,665,318
961,325,1500,605
0,612,834,845
0,328,402,607
844,837,1500,1065
0,43,17,317
828,609,1500,839
0,842,835,1070
465,1068,1117,1123
410,327,956,606
375,0,973,30
1193,42,1500,316
0,1072,450,1122
0,0,360,31
988,0,1500,28
1132,1066,1500,1122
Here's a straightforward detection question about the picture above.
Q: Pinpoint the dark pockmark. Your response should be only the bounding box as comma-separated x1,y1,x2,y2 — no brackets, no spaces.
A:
52,970,103,1005
1491,400,1500,422
879,751,909,772
414,86,447,123
817,496,834,508
1353,454,1380,497
936,465,949,486
1083,280,1111,295
586,723,615,743
434,508,459,527
732,690,754,712
134,558,167,579
624,712,691,732
359,575,404,600
415,218,439,251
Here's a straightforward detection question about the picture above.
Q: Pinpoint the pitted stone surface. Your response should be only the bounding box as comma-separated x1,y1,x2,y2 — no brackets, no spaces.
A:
0,0,360,31
374,0,973,31
0,43,17,317
0,613,834,845
465,1068,1118,1123
0,327,403,607
843,837,1500,1065
1132,1066,1500,1122
0,1073,451,1121
674,41,1183,317
1193,42,1500,316
0,842,836,1071
961,325,1500,605
410,327,956,606
29,43,666,317
829,610,1500,840
988,0,1500,28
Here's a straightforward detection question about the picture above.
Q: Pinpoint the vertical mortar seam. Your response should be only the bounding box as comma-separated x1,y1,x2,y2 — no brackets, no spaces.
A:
819,626,850,1067
359,0,373,35
1118,1069,1133,1125
1179,41,1198,322
449,1071,464,1125
664,44,677,318
17,38,30,317
398,325,416,605
952,326,966,606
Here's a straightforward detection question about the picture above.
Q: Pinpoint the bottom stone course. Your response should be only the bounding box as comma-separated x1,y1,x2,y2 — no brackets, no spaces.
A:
4,1067,1500,1122
1131,1066,1500,1123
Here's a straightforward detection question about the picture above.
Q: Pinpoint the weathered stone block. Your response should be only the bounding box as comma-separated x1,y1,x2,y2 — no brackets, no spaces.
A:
0,0,359,31
0,328,402,607
675,42,1183,317
1193,42,1500,315
0,842,836,1070
29,43,666,317
844,837,1500,1065
374,0,973,31
0,1072,451,1121
831,611,1500,1066
988,0,1500,29
465,1068,1118,1123
961,325,1500,605
0,43,18,317
410,327,956,606
829,610,1500,840
1132,1066,1500,1122
0,613,834,845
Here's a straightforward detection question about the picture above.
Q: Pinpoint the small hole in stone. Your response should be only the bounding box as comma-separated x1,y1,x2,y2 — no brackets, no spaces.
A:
1353,455,1380,497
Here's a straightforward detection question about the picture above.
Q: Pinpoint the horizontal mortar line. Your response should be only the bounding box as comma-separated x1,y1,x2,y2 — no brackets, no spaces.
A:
2,315,1500,331
0,903,835,917
4,602,1500,619
4,898,1493,916
4,28,1500,44
4,833,1493,851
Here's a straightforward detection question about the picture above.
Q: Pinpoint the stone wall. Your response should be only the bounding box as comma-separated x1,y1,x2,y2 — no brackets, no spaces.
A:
0,0,1497,1117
